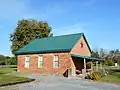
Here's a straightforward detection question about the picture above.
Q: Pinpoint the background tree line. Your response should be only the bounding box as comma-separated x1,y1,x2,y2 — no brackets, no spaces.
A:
1,48,120,65
0,55,16,65
92,48,120,66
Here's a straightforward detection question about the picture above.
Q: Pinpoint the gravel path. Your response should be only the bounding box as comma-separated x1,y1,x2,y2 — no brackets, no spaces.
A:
0,74,120,90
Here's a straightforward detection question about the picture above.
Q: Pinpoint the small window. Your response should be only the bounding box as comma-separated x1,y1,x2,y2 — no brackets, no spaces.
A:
80,41,84,48
38,56,43,68
53,55,59,68
25,56,30,68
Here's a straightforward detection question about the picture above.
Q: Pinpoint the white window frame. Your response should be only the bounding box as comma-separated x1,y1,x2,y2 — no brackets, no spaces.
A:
38,56,43,68
53,55,59,68
25,56,30,68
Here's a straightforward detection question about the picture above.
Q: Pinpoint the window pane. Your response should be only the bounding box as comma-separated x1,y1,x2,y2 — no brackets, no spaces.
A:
38,56,43,62
54,55,59,61
26,56,30,62
54,62,59,67
38,62,43,68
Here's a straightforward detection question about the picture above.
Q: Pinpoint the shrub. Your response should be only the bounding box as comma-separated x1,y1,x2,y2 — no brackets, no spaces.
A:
91,72,101,81
85,72,101,81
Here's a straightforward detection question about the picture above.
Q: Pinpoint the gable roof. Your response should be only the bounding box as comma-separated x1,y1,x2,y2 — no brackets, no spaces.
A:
16,33,91,55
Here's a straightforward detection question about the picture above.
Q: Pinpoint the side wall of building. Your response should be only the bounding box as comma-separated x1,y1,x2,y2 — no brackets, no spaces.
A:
17,52,74,75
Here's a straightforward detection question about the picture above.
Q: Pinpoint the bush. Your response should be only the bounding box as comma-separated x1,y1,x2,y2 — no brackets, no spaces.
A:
91,72,101,81
85,72,101,81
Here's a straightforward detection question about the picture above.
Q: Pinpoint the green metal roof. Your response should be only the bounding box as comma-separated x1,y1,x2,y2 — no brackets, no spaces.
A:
16,33,87,55
71,54,104,61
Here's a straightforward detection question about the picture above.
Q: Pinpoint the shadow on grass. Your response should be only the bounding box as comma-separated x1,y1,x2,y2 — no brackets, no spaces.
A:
9,65,17,68
107,69,120,78
111,69,120,72
107,69,120,74
0,72,6,75
100,69,120,83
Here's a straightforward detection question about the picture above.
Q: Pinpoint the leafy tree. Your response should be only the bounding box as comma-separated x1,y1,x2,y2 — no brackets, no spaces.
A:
91,48,114,66
0,55,6,65
5,56,17,65
113,49,120,68
5,56,11,65
10,19,52,55
91,49,100,58
99,48,107,58
9,57,17,65
92,48,120,67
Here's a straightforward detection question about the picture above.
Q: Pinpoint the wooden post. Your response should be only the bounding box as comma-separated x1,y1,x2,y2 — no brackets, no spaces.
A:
72,67,76,76
84,58,86,74
100,62,102,69
90,61,93,73
91,61,93,70
96,61,98,71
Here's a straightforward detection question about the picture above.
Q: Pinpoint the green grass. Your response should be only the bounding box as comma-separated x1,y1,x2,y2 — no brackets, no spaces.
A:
0,65,34,85
100,69,120,83
0,67,17,74
0,74,32,85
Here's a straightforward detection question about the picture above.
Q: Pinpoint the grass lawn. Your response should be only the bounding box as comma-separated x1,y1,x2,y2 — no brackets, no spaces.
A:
100,69,120,84
0,66,17,74
0,65,34,85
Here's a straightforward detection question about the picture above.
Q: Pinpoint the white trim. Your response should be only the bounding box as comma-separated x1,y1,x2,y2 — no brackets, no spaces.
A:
38,56,43,68
25,56,30,68
83,58,86,74
53,55,59,68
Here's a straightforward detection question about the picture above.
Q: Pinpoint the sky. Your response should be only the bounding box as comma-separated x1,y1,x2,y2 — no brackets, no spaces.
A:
0,0,120,56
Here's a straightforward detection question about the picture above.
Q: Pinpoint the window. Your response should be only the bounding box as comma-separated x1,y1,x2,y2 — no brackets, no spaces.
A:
25,56,30,68
53,55,59,68
38,56,43,68
80,41,84,48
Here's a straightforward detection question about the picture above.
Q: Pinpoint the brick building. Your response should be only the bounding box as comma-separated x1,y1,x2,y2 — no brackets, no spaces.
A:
16,33,102,77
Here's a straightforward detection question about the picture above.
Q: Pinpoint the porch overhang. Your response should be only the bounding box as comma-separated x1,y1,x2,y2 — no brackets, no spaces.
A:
71,54,104,62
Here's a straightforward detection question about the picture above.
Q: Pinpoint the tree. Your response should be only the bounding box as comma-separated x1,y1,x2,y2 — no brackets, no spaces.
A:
10,19,52,55
8,57,17,65
0,55,6,65
91,49,100,58
91,48,114,66
99,48,107,58
113,49,120,68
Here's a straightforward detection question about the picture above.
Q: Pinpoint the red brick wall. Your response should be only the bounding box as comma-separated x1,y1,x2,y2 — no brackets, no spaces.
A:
17,52,73,75
70,36,91,56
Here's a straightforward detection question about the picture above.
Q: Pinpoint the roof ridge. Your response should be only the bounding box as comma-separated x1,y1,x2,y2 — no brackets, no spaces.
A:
53,32,84,37
36,33,84,40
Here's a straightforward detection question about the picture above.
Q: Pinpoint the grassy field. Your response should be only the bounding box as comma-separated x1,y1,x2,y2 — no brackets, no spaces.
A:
100,69,120,84
0,65,17,74
0,65,33,85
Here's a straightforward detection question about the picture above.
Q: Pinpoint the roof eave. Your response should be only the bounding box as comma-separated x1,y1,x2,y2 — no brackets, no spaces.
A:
16,49,71,55
71,54,104,61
